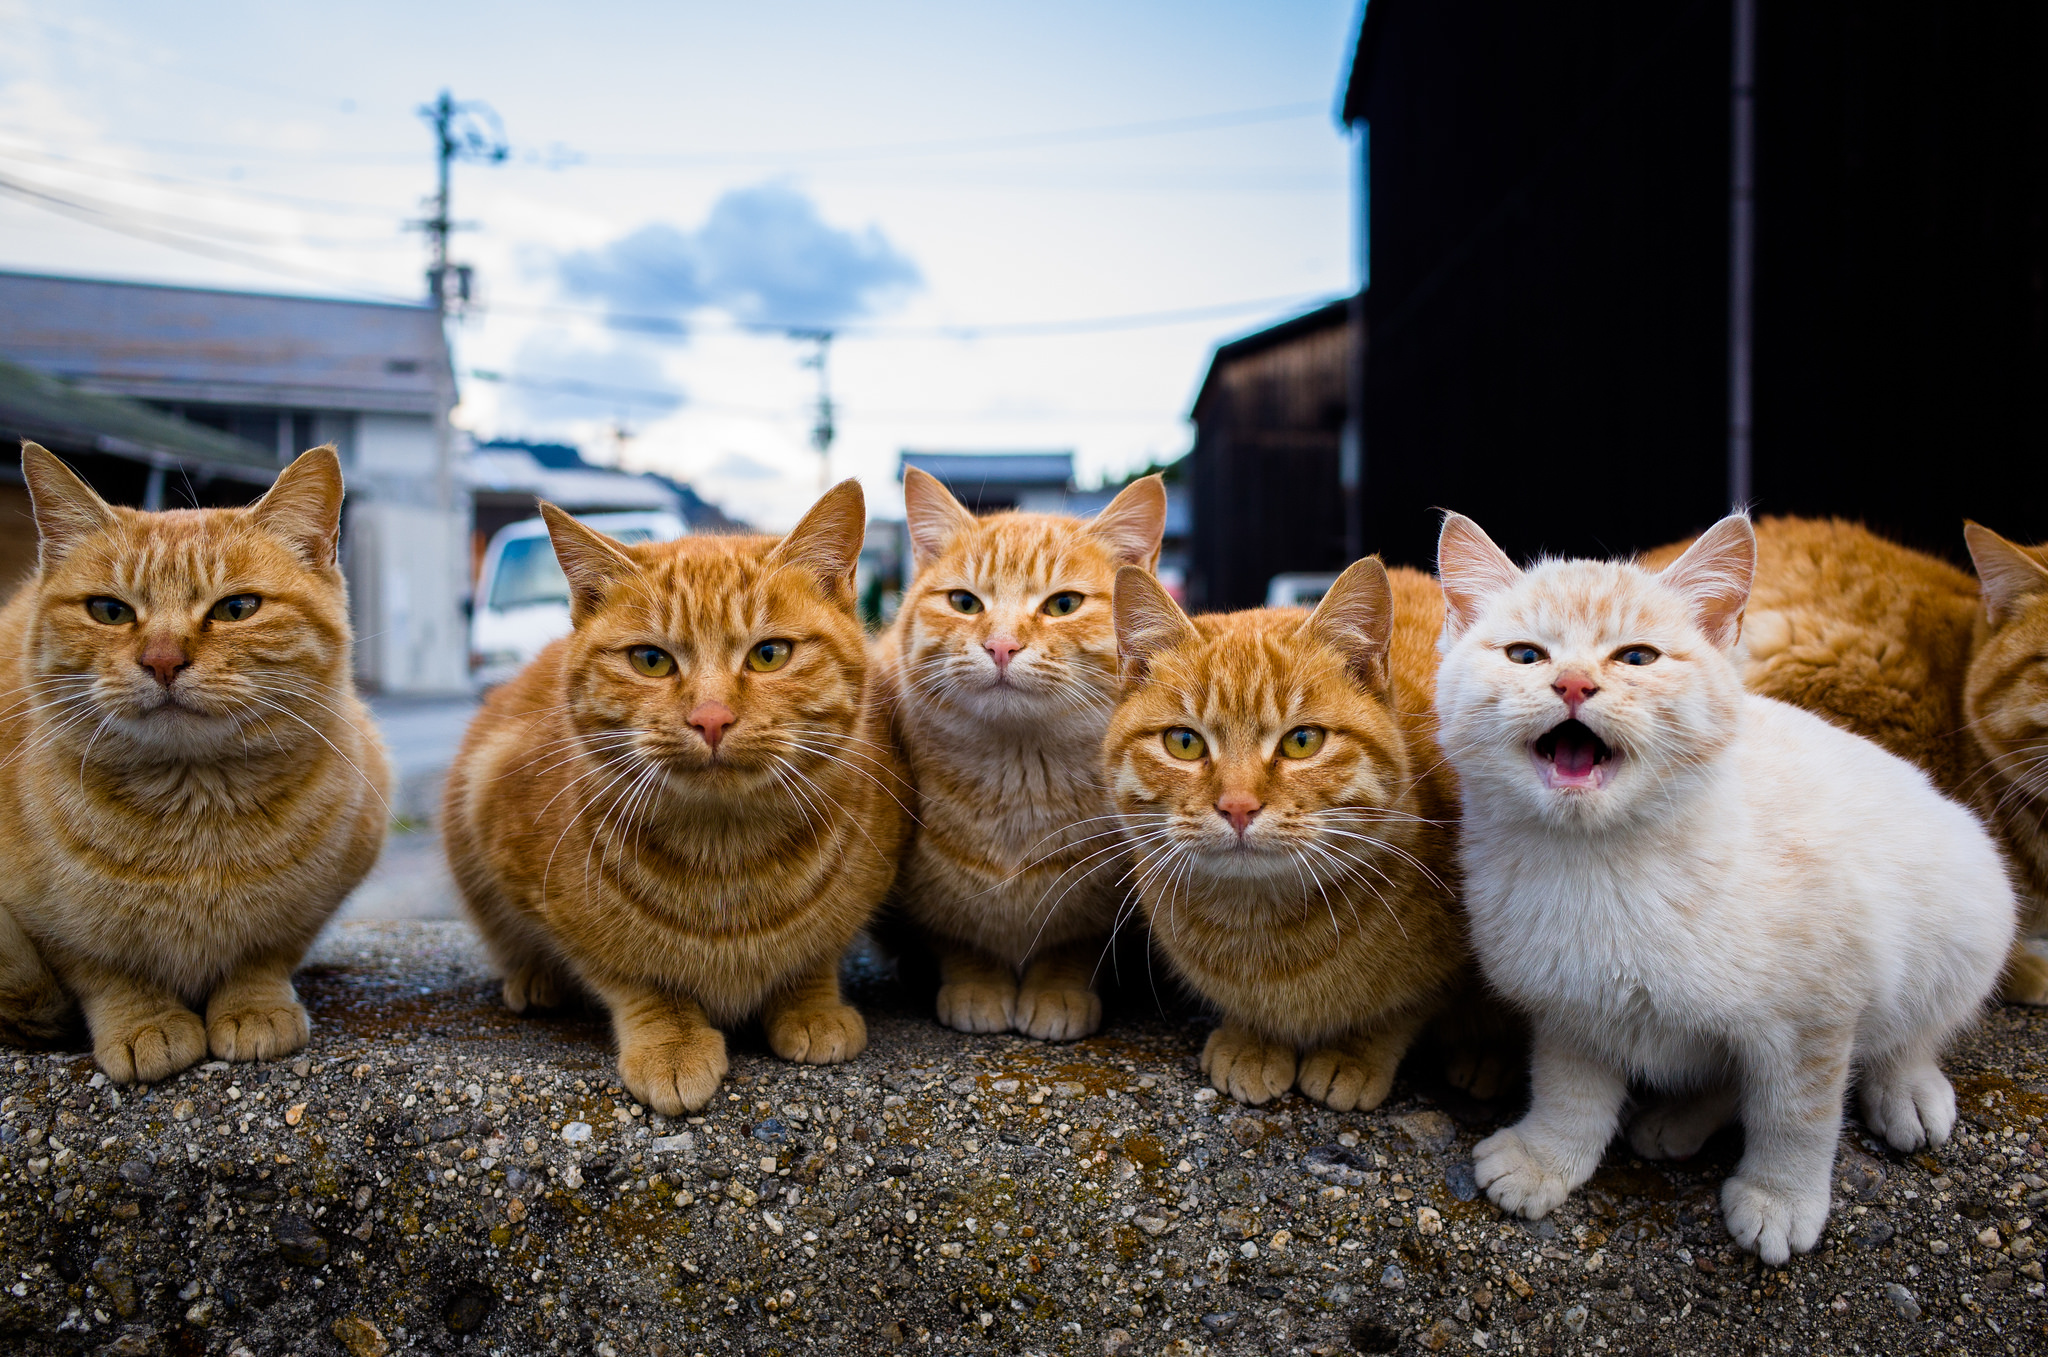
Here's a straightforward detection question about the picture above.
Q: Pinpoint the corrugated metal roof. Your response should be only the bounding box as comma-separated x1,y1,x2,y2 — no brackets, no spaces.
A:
1189,295,1354,420
0,270,451,416
0,356,280,480
898,451,1074,488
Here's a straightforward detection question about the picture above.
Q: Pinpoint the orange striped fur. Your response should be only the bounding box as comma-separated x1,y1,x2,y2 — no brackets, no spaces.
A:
0,443,388,1082
443,481,904,1113
874,469,1167,1041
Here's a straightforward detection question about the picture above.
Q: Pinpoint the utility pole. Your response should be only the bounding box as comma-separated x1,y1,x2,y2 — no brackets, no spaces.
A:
792,330,836,492
415,90,508,317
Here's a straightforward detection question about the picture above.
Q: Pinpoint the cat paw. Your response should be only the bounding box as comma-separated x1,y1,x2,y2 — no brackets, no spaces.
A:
1201,1028,1296,1106
0,976,74,1047
207,999,310,1063
502,961,572,1014
1297,1046,1399,1112
1999,943,2048,1006
1014,986,1101,1042
94,1007,206,1084
617,1026,729,1116
1445,1049,1510,1101
1629,1092,1735,1161
1861,1064,1956,1150
1473,1127,1577,1219
767,1002,867,1065
1722,1174,1829,1265
935,979,1016,1034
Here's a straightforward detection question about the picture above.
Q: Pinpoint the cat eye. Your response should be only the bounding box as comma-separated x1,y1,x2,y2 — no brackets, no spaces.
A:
746,639,794,673
1043,591,1083,617
86,597,134,626
1279,726,1326,759
209,594,261,623
627,645,676,678
1614,645,1661,666
1162,727,1208,761
1505,643,1548,665
948,590,984,614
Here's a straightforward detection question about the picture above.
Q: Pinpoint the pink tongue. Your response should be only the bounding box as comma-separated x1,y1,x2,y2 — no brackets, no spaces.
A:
1554,728,1600,778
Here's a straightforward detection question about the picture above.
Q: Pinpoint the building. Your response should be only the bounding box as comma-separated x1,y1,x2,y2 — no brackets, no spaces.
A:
1342,1,2048,570
463,439,685,580
0,270,469,693
1184,297,1356,611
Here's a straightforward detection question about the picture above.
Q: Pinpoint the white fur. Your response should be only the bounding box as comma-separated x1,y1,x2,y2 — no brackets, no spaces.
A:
1434,515,2016,1265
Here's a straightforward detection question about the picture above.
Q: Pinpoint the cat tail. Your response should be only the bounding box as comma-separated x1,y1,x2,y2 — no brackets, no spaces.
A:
0,900,74,1048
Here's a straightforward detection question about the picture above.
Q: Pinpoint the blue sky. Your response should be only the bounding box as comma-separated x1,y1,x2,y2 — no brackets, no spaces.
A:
0,1,1362,526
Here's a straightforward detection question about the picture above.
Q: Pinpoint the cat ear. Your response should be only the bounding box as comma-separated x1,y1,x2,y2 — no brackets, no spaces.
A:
1436,513,1522,638
1657,513,1755,649
21,441,116,570
1113,565,1197,681
1964,522,2048,627
765,478,866,604
541,502,641,624
902,467,976,572
250,444,344,567
1086,474,1168,569
1307,556,1395,692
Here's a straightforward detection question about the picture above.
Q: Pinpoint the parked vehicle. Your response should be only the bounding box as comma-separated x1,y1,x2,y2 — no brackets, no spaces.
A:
1264,572,1343,609
468,510,687,687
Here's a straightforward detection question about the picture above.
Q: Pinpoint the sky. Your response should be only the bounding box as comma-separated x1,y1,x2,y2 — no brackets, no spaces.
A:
0,1,1363,528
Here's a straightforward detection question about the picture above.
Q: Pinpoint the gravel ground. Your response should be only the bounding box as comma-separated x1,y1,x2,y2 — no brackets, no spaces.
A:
1,920,2045,1357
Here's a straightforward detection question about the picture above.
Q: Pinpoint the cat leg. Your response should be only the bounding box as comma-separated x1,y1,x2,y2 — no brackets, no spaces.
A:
932,941,1017,1034
1997,937,2048,1006
66,956,206,1085
205,956,310,1063
0,901,72,1047
1629,1084,1739,1160
1297,1010,1427,1112
1201,1021,1297,1106
1723,1027,1852,1265
1473,1029,1626,1220
1858,1037,1957,1151
465,888,575,1014
588,976,728,1116
1015,939,1104,1042
762,956,867,1065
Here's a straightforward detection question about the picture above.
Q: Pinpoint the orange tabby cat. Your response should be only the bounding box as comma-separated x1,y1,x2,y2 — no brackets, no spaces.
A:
1642,516,2048,1002
1103,559,1471,1108
875,469,1166,1041
443,481,903,1113
0,442,388,1081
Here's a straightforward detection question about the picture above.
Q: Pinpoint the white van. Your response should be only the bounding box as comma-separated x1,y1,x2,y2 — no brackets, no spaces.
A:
469,510,687,688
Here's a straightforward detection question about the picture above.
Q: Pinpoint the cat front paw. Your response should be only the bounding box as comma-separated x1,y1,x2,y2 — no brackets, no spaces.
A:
207,998,310,1063
767,1002,867,1065
617,1025,729,1116
1444,1048,1510,1101
1014,985,1101,1042
1473,1126,1578,1219
95,1007,206,1084
1722,1174,1829,1265
1201,1028,1296,1106
1999,942,2048,1006
1861,1063,1956,1151
503,960,573,1014
1629,1091,1736,1161
0,975,74,1047
935,979,1016,1034
1297,1045,1399,1112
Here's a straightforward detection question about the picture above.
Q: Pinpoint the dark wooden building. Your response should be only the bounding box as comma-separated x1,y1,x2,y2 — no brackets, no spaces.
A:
1343,0,2048,571
1186,297,1356,610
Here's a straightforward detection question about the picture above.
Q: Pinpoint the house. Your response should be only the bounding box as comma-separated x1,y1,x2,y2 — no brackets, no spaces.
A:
1184,296,1356,610
0,270,468,693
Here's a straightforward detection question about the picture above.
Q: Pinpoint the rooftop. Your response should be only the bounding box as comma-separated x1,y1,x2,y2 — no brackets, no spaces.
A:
0,356,280,483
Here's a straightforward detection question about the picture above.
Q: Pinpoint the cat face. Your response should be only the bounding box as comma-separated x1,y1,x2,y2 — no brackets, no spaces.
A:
545,480,869,801
1105,559,1408,882
896,468,1165,725
1433,513,1754,826
1963,522,2048,801
21,443,352,760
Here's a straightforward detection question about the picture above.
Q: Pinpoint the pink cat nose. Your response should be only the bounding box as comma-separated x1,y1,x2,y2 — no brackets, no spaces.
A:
689,701,736,750
1216,792,1262,836
984,637,1022,670
1553,671,1599,714
138,640,189,687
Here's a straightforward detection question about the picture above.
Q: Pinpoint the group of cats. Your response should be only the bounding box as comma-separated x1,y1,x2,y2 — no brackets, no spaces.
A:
0,438,2041,1268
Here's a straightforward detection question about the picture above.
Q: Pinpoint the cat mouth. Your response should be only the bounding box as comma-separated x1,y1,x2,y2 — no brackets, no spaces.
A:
1532,719,1615,790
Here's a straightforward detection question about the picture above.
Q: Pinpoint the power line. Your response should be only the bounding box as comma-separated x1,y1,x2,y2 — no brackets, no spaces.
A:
0,141,408,218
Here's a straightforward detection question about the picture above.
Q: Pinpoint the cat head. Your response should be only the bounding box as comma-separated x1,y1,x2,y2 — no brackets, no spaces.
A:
21,441,352,760
896,467,1166,726
1104,558,1411,881
1432,512,1754,826
544,478,869,798
1962,522,2048,799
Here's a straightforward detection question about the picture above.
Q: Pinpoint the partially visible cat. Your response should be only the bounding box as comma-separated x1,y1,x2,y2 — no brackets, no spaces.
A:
875,469,1166,1041
1104,559,1473,1109
1437,512,2013,1264
0,443,388,1082
1641,517,2048,1002
443,481,902,1114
